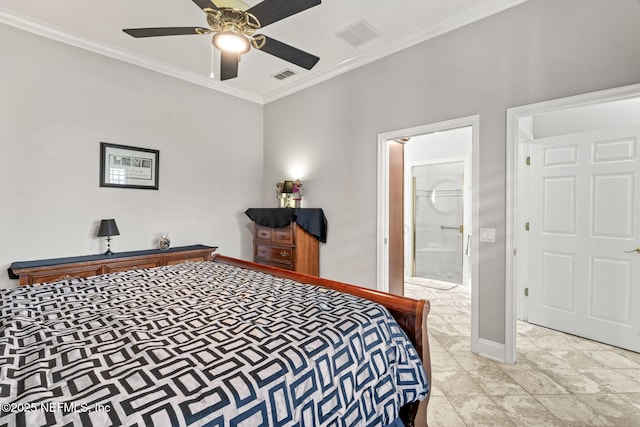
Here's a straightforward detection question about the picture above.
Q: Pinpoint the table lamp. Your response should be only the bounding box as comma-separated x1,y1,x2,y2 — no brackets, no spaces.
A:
97,219,120,255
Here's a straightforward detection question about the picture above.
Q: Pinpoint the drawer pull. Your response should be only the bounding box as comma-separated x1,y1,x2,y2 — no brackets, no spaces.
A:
280,251,289,257
62,275,74,280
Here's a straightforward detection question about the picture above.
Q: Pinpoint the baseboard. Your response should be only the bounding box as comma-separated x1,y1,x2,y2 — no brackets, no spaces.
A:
477,338,506,363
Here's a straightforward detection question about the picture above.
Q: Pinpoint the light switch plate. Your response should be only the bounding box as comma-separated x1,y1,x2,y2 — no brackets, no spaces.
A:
479,228,496,243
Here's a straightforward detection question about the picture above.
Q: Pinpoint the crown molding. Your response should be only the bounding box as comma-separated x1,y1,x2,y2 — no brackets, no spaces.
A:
1,0,527,106
262,0,528,104
0,8,263,104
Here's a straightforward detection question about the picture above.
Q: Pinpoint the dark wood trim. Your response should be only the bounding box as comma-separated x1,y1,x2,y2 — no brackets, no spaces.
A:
212,254,431,427
389,140,405,296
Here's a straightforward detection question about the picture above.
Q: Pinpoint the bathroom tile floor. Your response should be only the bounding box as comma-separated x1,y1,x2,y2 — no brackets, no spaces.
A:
404,282,640,426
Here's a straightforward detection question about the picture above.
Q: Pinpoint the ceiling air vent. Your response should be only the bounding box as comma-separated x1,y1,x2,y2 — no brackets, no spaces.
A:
335,20,380,47
272,69,297,81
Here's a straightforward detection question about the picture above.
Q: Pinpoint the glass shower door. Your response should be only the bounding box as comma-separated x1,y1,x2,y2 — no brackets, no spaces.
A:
412,161,464,285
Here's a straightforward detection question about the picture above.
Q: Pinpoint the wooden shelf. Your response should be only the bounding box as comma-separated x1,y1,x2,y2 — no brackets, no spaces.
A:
9,245,217,286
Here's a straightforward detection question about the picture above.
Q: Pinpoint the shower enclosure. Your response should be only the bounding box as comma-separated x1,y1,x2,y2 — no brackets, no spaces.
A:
411,161,464,285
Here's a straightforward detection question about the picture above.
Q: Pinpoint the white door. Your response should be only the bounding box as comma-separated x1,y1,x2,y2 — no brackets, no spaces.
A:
528,125,640,352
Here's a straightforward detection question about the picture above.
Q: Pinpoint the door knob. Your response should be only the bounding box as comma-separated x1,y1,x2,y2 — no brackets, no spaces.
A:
625,247,640,253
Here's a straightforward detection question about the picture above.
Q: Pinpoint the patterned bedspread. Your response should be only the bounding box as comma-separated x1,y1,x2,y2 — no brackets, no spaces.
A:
0,261,428,426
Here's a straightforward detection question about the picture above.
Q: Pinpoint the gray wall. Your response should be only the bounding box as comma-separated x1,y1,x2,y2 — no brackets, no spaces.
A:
0,23,264,288
263,0,640,344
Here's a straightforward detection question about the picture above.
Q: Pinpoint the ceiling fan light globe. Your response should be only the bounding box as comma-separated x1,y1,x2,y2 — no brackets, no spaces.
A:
213,31,250,54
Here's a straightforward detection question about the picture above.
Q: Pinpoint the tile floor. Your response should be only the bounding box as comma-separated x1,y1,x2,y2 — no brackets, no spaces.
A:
403,282,640,426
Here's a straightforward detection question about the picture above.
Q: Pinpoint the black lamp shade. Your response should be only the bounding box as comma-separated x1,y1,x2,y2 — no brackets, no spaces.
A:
97,219,120,237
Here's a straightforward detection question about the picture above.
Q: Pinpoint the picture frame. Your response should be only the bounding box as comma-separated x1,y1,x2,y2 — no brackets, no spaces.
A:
100,142,159,190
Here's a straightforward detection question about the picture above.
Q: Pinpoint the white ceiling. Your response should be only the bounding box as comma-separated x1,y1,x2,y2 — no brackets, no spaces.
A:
0,0,526,104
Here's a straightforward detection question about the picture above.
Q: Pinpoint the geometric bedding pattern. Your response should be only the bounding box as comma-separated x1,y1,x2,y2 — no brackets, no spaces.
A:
0,262,428,426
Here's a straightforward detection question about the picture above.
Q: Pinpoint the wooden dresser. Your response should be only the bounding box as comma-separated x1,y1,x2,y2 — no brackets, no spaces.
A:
253,222,319,275
9,245,217,286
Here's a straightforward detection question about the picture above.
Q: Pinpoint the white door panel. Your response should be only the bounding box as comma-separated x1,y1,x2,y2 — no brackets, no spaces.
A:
540,251,575,312
528,126,640,352
592,173,634,238
589,256,632,325
542,176,577,234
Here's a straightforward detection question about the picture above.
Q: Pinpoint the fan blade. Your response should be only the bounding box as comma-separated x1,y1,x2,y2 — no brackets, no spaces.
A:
220,51,239,80
123,27,209,38
257,35,319,70
247,0,321,28
192,0,219,10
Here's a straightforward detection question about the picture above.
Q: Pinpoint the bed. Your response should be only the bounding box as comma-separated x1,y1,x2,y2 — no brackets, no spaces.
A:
1,254,431,426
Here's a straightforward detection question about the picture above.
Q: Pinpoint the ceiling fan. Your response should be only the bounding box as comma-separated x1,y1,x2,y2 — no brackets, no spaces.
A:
123,0,321,81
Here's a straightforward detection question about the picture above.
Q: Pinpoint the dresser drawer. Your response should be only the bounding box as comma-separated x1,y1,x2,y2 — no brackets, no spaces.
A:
103,260,160,273
254,258,295,271
255,225,293,244
273,227,293,244
28,266,103,285
255,226,273,241
255,245,293,266
165,255,209,265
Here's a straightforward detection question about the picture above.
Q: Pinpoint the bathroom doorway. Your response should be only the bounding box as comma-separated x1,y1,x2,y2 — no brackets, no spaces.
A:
377,115,479,352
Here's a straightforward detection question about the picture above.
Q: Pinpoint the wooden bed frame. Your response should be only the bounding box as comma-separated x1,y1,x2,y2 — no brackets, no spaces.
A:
8,249,431,426
212,254,432,427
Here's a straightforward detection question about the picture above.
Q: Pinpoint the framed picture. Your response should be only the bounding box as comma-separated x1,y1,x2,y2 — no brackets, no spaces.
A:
100,142,159,190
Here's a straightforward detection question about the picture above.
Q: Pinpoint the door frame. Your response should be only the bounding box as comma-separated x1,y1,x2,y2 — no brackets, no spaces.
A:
505,83,640,364
377,115,480,353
